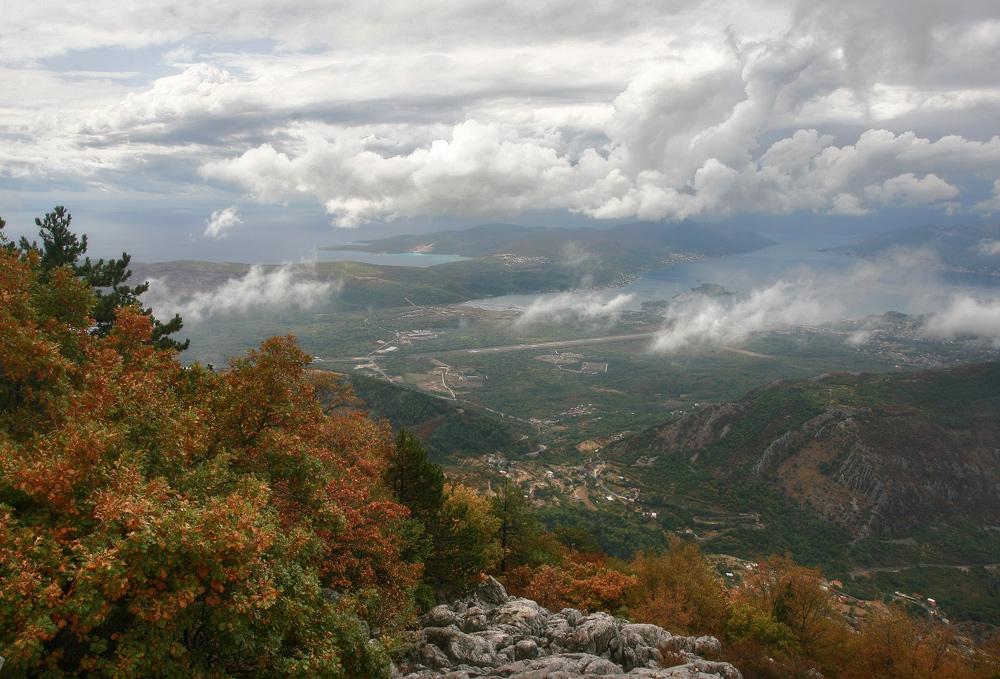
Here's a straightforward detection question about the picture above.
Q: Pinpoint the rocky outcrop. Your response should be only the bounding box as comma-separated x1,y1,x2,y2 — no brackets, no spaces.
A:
398,578,741,679
750,407,866,480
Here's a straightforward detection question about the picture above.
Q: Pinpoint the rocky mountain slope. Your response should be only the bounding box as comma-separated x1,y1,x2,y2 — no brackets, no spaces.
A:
610,362,1000,540
398,577,740,679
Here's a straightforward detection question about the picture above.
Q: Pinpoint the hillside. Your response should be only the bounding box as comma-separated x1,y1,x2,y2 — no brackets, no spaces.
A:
326,220,775,272
823,222,1000,275
610,362,1000,545
326,223,582,257
343,372,539,462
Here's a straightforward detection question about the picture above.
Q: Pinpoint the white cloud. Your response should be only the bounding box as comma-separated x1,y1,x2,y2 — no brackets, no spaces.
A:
143,264,340,322
647,247,954,353
200,121,583,227
2,0,1000,231
979,239,1000,256
862,173,959,207
923,295,1000,344
517,291,636,325
202,119,1000,227
974,179,1000,216
557,241,597,267
203,204,241,238
846,329,873,346
650,280,832,353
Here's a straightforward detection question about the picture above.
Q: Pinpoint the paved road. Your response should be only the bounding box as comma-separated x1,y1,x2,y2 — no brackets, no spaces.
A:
850,562,1000,578
417,332,658,357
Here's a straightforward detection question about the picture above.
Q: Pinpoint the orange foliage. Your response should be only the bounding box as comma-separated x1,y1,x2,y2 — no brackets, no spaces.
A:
0,239,412,677
504,550,636,614
729,555,849,666
629,541,728,637
841,603,996,679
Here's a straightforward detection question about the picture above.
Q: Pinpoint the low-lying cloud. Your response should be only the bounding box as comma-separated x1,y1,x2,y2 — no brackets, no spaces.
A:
645,250,1000,353
978,239,1000,257
923,295,1000,345
651,281,833,353
517,291,635,325
144,264,340,323
558,241,598,268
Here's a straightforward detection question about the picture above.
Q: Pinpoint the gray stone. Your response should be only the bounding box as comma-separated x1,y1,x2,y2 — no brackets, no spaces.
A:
319,588,344,604
515,639,538,660
488,598,548,637
398,587,742,679
422,625,498,668
458,608,489,633
568,613,619,656
422,605,459,629
693,636,722,659
476,577,509,606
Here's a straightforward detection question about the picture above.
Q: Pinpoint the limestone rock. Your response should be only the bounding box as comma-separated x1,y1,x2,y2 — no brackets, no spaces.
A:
399,585,741,679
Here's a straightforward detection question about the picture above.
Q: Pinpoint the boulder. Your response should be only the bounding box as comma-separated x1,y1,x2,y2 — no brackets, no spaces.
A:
567,612,619,656
488,597,548,637
476,577,509,606
399,586,741,679
421,625,498,668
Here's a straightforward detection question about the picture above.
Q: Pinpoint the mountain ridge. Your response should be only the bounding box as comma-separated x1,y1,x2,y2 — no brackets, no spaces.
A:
610,362,1000,542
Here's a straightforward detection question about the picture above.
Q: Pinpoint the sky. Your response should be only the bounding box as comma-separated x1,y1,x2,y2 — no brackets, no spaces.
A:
2,0,1000,262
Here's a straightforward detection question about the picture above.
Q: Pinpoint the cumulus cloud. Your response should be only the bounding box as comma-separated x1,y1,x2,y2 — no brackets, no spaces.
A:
203,121,1000,228
200,121,584,227
923,295,1000,344
144,264,340,322
648,248,954,353
974,179,1000,216
3,0,1000,231
650,280,833,353
979,239,1000,256
862,173,959,207
203,205,241,238
517,291,635,325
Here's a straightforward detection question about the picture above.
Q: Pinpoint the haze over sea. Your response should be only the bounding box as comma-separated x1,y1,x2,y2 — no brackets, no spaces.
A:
461,231,1000,320
105,221,1000,325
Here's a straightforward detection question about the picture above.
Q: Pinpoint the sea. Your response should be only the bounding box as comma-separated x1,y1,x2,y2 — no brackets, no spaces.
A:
105,227,1000,321
456,232,1000,319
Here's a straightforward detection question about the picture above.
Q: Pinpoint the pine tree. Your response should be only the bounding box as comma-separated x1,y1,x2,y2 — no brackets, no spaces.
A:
491,480,538,574
15,206,189,351
386,429,445,518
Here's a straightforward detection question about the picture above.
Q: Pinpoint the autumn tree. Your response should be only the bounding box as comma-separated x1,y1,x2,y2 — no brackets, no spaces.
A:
0,222,414,677
724,555,850,676
504,550,636,615
15,205,188,350
628,540,728,637
844,603,993,679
